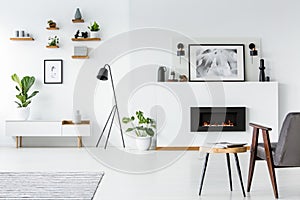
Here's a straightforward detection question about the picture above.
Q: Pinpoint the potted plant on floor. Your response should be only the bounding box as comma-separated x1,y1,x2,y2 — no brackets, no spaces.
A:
88,21,100,38
11,74,39,120
122,111,156,151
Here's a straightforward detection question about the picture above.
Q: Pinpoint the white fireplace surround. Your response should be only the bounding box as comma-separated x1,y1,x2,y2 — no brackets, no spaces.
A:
156,82,278,147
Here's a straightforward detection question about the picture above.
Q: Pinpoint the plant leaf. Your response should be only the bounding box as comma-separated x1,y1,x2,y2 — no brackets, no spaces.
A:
28,91,39,99
22,100,31,107
125,127,135,132
11,74,22,89
14,101,22,107
145,128,155,136
21,76,35,95
15,86,20,91
122,117,132,124
16,94,26,103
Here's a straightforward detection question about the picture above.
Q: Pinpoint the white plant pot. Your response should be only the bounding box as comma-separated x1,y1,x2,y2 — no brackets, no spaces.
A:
135,136,152,151
90,31,99,38
16,107,30,120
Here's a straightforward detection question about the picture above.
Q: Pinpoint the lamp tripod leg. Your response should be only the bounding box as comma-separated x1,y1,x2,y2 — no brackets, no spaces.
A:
115,106,125,148
96,105,116,147
104,107,117,149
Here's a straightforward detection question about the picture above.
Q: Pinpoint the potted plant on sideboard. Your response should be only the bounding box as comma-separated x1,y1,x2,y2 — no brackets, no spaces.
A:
122,111,156,151
47,20,57,28
88,21,100,38
11,74,39,120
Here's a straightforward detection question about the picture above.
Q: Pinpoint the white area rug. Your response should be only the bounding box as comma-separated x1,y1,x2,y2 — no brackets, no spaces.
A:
0,172,104,200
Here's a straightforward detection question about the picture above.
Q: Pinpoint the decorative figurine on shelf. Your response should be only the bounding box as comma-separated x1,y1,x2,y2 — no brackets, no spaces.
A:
179,74,188,82
74,8,82,20
167,70,178,82
47,20,57,28
259,59,266,82
81,31,88,38
74,30,80,39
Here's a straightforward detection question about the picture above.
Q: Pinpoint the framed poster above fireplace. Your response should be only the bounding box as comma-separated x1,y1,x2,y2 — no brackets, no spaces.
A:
188,44,245,82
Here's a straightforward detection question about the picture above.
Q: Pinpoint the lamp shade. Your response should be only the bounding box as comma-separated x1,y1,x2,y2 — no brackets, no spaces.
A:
97,67,108,80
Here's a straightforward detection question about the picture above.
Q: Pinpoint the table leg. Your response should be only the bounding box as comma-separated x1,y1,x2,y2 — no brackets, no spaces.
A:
234,153,246,197
77,136,82,148
226,153,233,191
16,136,19,148
199,153,210,196
19,136,22,148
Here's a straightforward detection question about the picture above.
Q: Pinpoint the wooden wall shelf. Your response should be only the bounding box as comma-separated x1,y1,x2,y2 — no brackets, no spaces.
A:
46,27,59,30
10,37,34,41
72,38,101,41
72,56,89,59
72,19,84,23
46,45,59,48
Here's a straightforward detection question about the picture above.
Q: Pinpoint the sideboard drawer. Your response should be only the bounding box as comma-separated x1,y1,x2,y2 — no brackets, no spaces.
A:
62,125,90,136
5,121,61,136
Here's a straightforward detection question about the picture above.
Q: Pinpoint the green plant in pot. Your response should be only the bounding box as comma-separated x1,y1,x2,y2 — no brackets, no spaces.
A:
47,20,56,28
122,111,156,150
12,74,39,120
88,21,100,38
48,36,59,47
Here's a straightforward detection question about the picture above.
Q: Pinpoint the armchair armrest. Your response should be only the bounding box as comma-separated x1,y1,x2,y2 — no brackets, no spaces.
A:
249,123,272,131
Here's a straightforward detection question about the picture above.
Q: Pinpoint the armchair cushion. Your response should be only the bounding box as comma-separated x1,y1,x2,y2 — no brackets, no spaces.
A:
256,142,277,160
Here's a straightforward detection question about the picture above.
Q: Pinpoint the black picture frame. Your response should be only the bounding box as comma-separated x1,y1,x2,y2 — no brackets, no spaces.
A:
188,44,245,82
44,59,63,84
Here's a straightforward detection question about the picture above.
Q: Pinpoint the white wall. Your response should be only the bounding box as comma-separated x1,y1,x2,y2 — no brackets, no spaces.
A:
0,0,130,146
1,0,299,147
129,0,300,131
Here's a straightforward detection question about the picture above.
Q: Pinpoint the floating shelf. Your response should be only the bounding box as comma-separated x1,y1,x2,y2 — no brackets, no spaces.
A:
72,19,84,23
46,45,59,48
72,38,101,41
72,56,89,59
46,27,59,30
10,37,34,41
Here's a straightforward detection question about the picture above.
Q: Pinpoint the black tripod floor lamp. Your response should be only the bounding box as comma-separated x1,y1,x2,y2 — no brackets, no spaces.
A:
96,64,125,149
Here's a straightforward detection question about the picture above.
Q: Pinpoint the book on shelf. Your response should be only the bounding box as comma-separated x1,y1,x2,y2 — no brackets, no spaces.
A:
208,142,247,148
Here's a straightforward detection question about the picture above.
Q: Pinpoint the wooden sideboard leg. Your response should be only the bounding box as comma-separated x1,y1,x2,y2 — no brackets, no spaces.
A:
16,136,19,148
19,136,22,148
77,136,82,148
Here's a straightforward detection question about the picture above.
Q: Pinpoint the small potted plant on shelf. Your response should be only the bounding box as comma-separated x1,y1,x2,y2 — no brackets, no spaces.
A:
88,21,100,38
122,111,156,151
11,74,39,120
47,20,57,28
47,36,59,47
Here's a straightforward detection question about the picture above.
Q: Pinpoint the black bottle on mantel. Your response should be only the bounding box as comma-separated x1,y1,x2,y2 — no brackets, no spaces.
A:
259,59,266,82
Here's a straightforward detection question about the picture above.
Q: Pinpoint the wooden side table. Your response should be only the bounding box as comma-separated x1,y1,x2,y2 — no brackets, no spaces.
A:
198,146,247,197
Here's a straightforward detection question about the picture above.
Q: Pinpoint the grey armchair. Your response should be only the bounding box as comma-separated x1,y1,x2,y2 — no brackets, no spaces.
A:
247,113,300,199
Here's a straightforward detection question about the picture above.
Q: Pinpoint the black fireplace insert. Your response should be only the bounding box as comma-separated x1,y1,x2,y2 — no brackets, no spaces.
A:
191,107,246,132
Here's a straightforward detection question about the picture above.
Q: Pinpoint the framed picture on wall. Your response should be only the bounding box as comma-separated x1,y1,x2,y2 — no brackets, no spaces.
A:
44,59,63,84
188,44,245,82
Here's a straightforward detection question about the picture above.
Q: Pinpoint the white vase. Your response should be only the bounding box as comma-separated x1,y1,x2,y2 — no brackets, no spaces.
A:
90,31,99,38
135,136,152,151
73,110,82,124
16,107,30,120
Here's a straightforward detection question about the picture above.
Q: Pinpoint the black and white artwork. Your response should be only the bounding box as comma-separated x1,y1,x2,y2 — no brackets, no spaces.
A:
44,59,63,84
188,44,245,81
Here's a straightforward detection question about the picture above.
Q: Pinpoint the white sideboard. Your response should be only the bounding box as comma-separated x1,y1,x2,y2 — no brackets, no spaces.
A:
5,120,91,148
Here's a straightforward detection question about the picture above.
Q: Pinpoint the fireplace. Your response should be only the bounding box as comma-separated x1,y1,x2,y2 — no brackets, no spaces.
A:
191,107,246,132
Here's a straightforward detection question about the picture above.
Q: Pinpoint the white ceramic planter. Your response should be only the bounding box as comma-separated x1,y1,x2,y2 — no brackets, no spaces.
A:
16,107,30,120
90,31,99,38
135,136,152,151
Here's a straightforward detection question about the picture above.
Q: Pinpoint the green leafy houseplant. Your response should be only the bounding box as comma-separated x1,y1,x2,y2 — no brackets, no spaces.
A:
88,21,100,31
48,36,59,46
47,20,56,28
122,111,156,137
11,74,39,107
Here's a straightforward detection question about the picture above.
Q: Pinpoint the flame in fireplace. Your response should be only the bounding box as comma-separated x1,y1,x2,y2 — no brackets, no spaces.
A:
202,120,234,127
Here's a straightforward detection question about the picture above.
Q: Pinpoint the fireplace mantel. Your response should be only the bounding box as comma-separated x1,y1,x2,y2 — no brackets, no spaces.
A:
156,82,278,148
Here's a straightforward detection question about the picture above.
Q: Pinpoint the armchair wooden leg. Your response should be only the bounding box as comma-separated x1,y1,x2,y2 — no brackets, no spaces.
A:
247,127,259,192
262,130,279,199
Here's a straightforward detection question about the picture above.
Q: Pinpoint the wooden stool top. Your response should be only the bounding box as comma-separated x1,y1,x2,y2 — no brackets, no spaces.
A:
199,146,248,154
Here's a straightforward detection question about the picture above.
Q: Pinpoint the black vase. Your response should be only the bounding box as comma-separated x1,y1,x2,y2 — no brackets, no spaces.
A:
259,59,266,82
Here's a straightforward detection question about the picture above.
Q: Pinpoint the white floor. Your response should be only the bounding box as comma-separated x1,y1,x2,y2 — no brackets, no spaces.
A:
0,147,300,200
